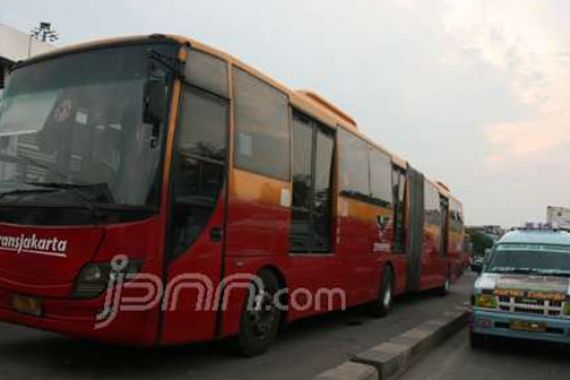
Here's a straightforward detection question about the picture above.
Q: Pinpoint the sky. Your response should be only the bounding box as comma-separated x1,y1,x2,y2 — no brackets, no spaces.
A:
2,0,569,227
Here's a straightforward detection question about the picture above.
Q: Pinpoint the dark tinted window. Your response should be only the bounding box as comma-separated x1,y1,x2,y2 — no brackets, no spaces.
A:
370,148,392,207
178,87,227,161
392,166,407,251
170,87,228,255
233,68,289,180
184,49,228,97
339,128,369,200
440,195,449,256
290,117,313,251
313,129,334,251
290,111,334,253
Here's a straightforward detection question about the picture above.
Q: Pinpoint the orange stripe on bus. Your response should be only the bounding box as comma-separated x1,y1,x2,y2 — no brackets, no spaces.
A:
229,169,291,207
338,196,393,222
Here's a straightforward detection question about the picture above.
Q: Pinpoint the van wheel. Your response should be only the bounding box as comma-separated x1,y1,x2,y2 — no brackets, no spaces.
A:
470,332,486,349
236,270,281,357
369,267,393,318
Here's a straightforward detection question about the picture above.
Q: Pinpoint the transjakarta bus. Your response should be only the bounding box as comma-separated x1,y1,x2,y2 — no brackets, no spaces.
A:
0,35,465,355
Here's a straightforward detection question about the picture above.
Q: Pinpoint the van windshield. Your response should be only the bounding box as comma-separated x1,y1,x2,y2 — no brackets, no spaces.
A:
487,243,570,276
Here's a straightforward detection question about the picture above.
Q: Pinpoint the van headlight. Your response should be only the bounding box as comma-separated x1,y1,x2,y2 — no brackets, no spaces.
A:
473,294,497,309
72,260,142,299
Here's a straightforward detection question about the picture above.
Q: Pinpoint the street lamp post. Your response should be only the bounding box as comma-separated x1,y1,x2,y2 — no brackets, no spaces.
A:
31,22,59,43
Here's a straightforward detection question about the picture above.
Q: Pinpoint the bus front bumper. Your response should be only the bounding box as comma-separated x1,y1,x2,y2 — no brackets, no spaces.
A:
470,309,570,344
0,287,157,346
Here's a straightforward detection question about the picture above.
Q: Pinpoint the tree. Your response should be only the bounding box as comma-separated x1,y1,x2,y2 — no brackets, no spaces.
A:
467,229,494,256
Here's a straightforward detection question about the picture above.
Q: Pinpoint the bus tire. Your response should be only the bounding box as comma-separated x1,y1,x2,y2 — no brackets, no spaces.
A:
236,269,281,357
369,266,393,318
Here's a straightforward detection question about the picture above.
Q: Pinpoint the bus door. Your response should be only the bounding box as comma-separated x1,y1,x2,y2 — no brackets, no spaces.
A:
161,51,230,344
405,166,424,293
289,111,338,306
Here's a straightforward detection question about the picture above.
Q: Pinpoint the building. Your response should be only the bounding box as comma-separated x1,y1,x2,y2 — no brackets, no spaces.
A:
547,206,570,231
0,23,54,95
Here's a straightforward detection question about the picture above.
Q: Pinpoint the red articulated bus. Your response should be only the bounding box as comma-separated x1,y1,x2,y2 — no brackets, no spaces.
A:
0,35,465,355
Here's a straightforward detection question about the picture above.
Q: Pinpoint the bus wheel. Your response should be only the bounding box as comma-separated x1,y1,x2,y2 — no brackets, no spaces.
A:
236,269,281,357
369,267,393,318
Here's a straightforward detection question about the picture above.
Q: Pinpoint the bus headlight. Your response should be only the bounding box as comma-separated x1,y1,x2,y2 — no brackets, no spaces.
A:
72,260,142,299
473,294,497,309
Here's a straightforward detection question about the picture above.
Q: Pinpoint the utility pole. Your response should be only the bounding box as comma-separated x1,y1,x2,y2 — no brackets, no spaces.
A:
31,22,59,43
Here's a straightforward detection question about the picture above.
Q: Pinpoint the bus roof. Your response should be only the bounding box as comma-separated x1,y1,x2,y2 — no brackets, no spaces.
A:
21,33,460,199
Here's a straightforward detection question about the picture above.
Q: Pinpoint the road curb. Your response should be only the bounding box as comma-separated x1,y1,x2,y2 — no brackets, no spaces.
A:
311,306,468,380
352,306,468,380
313,362,379,380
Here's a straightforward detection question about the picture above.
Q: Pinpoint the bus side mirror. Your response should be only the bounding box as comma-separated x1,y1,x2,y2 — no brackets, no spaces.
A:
143,79,167,125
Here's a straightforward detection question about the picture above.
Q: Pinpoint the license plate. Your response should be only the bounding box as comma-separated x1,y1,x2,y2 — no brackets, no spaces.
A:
519,298,541,305
510,320,546,333
11,294,42,317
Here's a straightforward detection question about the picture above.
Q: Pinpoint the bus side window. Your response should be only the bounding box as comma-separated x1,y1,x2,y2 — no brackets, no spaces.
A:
450,200,464,233
233,68,290,180
170,87,228,256
338,128,370,201
424,181,442,252
440,195,449,256
290,114,312,252
370,148,392,208
184,49,229,98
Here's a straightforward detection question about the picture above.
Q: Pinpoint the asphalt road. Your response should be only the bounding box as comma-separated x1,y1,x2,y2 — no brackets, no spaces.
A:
0,273,475,380
401,327,570,380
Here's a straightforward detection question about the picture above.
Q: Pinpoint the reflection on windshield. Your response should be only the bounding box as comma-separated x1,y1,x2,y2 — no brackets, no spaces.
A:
488,244,570,274
0,43,176,208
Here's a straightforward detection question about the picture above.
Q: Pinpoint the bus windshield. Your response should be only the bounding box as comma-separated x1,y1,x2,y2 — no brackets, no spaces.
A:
487,243,570,276
0,43,175,208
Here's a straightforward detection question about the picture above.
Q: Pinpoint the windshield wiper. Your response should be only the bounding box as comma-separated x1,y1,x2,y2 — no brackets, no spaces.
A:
28,182,113,221
13,182,110,225
0,184,101,224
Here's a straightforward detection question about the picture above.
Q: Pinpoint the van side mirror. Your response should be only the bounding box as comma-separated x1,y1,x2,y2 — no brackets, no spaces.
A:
143,79,167,125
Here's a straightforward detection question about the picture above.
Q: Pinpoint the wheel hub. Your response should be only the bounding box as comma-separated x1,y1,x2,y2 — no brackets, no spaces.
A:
383,285,392,307
249,291,277,336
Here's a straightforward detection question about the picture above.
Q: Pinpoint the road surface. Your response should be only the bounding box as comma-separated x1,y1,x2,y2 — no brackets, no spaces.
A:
401,327,570,380
0,273,475,380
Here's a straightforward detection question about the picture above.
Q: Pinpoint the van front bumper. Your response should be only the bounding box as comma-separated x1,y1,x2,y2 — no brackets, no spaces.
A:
470,309,570,344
